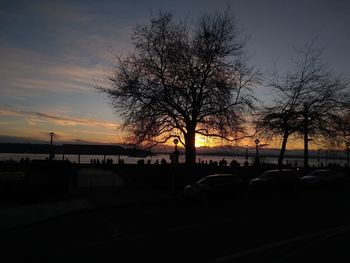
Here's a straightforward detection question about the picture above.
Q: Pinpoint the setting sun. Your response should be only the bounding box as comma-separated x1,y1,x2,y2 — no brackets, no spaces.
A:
194,135,231,148
195,134,209,147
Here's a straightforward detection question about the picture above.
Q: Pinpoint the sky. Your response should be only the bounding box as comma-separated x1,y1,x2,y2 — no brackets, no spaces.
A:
0,0,350,148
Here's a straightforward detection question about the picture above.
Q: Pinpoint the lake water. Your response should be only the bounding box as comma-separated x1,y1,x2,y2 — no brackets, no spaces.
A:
0,152,347,167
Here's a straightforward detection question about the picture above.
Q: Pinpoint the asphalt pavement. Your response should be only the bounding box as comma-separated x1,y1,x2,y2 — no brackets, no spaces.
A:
1,185,350,262
0,187,178,231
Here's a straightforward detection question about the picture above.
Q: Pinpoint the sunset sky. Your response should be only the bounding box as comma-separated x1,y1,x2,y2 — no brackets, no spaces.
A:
1,0,350,148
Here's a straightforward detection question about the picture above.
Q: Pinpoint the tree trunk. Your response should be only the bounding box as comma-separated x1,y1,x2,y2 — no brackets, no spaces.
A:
185,127,196,164
278,132,289,168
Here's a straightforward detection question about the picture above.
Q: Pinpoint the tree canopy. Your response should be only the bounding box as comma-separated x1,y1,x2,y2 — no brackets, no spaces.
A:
100,10,258,164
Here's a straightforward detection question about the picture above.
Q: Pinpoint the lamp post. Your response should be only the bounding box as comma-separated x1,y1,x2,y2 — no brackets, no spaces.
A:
49,132,54,145
174,139,179,152
172,138,179,164
49,132,55,160
171,139,180,194
254,139,260,166
346,142,350,167
245,145,248,162
303,102,309,169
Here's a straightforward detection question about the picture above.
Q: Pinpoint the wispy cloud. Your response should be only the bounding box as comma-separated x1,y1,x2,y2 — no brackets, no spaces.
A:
0,1,134,144
0,45,109,97
0,107,118,130
38,1,96,23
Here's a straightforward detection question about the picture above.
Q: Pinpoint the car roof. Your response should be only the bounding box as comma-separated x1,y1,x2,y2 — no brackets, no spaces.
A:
310,169,331,172
262,169,296,173
205,174,236,178
307,169,343,175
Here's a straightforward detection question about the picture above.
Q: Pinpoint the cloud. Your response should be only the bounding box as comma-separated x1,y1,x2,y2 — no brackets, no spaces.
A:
0,2,134,100
0,134,47,144
0,108,21,116
38,1,96,23
0,107,118,130
0,45,110,97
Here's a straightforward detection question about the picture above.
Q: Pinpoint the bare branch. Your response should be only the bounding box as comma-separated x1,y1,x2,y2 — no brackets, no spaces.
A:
100,10,257,163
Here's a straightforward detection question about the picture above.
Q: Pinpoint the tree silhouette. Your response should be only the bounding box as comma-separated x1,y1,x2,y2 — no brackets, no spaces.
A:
259,45,349,167
332,108,350,148
100,10,258,164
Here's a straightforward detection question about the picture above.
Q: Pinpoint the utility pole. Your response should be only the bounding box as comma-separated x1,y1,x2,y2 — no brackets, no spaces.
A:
304,103,309,169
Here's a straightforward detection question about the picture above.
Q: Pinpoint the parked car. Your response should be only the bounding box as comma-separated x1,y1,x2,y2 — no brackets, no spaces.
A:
183,174,245,201
249,169,300,191
299,169,349,187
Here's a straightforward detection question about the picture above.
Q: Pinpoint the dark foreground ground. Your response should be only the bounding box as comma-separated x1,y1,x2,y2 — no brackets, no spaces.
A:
1,184,350,263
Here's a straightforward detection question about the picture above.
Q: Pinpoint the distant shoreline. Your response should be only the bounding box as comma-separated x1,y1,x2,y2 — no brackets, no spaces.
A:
0,142,348,161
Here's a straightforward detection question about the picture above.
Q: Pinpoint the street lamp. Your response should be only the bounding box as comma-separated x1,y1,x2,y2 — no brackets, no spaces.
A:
49,132,55,160
303,102,309,169
173,138,179,151
346,142,350,167
245,145,248,162
254,139,260,166
172,138,179,164
49,132,55,145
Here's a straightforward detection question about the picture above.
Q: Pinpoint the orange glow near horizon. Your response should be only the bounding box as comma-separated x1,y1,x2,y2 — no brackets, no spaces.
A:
195,134,212,147
192,134,323,150
8,127,327,150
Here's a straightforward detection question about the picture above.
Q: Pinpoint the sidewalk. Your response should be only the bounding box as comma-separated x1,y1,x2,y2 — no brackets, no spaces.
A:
0,187,180,231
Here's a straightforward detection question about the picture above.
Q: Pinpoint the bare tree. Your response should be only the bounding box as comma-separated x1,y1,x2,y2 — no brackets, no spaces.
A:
259,45,348,167
100,10,258,164
331,107,350,147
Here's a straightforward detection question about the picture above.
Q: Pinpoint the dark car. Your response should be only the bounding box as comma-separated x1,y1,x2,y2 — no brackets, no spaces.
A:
183,174,245,201
249,169,300,191
299,169,349,187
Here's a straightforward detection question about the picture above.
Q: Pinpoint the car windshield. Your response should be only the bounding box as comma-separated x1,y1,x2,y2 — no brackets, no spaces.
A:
308,170,344,177
260,170,295,179
197,177,215,185
259,170,281,179
308,170,331,177
197,175,235,185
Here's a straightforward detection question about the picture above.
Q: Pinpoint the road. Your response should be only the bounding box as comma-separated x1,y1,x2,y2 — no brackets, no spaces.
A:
2,185,350,262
